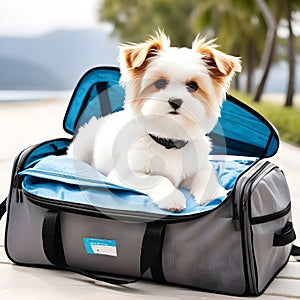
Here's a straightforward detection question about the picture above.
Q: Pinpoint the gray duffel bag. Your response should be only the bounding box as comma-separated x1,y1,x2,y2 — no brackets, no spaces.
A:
1,67,299,296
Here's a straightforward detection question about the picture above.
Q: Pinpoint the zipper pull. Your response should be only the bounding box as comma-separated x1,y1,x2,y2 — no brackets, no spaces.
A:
232,203,241,231
13,166,24,203
13,167,20,187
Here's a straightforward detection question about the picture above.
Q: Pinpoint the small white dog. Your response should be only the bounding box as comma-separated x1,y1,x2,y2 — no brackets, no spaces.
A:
69,31,241,212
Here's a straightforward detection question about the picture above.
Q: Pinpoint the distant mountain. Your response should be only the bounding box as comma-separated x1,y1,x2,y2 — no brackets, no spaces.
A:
0,29,298,92
0,28,119,90
0,56,65,89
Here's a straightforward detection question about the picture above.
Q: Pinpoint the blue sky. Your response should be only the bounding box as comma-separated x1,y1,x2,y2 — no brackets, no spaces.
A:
0,0,299,38
0,0,108,37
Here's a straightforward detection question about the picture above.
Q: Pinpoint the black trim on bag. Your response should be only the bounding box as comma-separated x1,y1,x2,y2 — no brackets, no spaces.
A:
12,138,71,190
42,210,67,266
141,222,166,282
291,244,300,260
273,221,296,247
240,193,254,295
226,94,279,158
232,160,271,231
72,81,113,134
50,143,68,156
23,189,233,224
209,132,265,157
239,161,274,295
63,66,120,135
250,203,291,225
73,83,97,133
0,198,7,220
96,82,112,116
231,158,262,230
13,138,72,182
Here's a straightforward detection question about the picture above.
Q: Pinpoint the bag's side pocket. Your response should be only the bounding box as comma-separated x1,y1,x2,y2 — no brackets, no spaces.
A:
249,167,294,294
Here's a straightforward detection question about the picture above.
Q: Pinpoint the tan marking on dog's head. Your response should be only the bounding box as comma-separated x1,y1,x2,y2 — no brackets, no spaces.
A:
132,74,170,112
192,36,241,102
185,78,209,101
184,77,218,118
119,30,170,77
119,31,170,112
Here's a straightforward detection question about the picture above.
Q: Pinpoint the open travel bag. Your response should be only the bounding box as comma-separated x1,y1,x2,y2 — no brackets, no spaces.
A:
1,66,299,296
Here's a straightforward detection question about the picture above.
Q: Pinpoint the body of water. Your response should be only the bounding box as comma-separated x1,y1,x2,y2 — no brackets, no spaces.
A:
0,90,72,102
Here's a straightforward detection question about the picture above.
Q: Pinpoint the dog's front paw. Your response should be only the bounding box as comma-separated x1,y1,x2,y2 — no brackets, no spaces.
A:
193,186,227,206
152,189,186,213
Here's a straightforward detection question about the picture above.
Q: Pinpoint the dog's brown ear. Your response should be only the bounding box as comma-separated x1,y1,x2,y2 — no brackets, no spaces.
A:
119,31,170,70
193,36,241,79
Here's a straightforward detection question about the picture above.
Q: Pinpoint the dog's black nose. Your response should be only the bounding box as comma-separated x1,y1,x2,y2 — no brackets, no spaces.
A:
168,97,183,110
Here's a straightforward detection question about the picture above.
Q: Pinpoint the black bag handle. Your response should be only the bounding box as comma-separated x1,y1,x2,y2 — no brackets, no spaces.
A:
42,210,134,284
42,209,67,266
291,245,300,261
0,198,7,220
273,221,296,247
42,210,166,285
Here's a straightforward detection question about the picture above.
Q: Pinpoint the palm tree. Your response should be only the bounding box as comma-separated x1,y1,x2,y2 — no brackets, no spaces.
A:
285,0,298,107
253,0,284,102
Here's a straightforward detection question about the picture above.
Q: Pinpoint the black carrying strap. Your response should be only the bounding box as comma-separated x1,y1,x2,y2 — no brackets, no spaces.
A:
273,221,296,247
141,222,166,282
0,198,7,220
42,210,67,267
291,245,300,261
42,210,166,285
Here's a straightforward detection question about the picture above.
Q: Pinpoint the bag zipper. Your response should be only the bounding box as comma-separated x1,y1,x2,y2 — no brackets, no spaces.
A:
11,139,71,203
232,161,273,229
12,145,37,203
239,161,278,295
232,159,265,230
23,188,232,224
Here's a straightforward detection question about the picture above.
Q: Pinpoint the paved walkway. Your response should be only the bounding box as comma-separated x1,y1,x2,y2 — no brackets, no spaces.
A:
263,93,300,107
0,98,300,299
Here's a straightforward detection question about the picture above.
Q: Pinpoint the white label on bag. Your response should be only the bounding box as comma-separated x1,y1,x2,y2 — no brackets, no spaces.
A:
83,238,117,257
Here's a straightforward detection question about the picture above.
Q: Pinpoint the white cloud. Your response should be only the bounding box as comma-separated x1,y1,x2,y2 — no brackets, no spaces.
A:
0,0,103,36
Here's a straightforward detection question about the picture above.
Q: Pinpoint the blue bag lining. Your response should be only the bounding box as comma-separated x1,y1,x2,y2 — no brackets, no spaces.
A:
63,66,279,158
19,155,256,216
20,155,256,216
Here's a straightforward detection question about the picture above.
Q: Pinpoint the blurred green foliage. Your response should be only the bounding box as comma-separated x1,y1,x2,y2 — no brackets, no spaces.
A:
100,0,265,52
100,0,198,46
100,0,299,79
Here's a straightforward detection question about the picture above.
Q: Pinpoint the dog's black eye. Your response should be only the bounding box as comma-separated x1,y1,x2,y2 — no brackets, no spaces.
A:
187,81,198,92
154,78,168,90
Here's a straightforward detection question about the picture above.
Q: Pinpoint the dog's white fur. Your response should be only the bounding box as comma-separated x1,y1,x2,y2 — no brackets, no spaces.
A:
69,31,241,212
